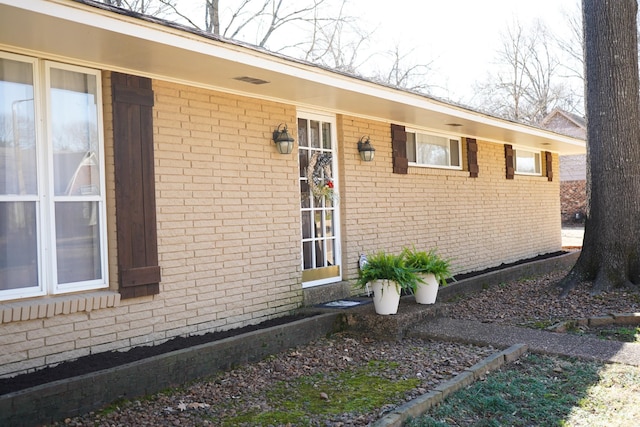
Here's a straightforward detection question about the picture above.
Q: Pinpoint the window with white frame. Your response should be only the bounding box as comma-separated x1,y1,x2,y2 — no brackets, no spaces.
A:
514,147,541,175
406,130,462,169
0,51,108,301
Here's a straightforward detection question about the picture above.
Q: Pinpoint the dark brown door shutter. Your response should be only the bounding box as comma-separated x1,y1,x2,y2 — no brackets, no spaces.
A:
112,72,161,299
504,144,515,179
467,138,479,178
545,151,553,181
391,124,408,174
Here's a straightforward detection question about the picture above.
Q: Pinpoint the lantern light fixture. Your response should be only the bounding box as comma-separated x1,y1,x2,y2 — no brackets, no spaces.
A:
272,123,294,154
357,135,375,162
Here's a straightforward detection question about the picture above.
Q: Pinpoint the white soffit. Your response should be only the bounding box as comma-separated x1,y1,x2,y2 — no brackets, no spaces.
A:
0,0,586,154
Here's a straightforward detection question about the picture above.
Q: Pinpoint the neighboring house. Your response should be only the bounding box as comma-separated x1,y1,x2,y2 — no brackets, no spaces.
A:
0,0,585,379
540,109,587,225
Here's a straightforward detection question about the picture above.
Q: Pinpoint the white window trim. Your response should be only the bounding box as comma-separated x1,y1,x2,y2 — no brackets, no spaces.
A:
0,52,109,301
406,128,463,170
513,145,542,176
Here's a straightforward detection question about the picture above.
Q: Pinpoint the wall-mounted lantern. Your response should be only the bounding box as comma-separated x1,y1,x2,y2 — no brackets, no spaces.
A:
357,136,375,162
272,123,295,154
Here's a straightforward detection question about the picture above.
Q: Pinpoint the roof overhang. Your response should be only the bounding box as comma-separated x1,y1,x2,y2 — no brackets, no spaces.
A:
0,0,586,154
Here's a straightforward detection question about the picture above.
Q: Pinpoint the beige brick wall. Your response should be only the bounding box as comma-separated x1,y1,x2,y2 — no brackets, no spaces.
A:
0,77,304,378
0,78,562,379
339,116,561,280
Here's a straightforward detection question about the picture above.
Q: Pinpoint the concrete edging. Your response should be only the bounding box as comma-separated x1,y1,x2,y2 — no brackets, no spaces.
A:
548,312,640,332
0,313,340,427
438,251,580,302
372,344,529,427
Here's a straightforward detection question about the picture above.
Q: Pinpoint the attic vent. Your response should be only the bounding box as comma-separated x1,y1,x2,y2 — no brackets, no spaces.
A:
234,76,270,85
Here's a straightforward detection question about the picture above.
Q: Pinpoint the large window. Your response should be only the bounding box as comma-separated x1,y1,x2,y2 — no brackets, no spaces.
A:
0,52,107,301
406,130,461,169
514,148,541,175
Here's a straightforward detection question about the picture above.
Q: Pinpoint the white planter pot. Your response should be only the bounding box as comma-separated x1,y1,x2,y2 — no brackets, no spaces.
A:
371,279,401,315
415,273,439,304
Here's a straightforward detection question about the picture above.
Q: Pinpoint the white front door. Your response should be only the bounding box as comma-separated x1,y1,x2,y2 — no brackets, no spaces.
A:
297,112,341,287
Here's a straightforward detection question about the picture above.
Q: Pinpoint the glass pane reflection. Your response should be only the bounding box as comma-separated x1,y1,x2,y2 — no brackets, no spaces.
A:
0,202,38,290
55,201,101,284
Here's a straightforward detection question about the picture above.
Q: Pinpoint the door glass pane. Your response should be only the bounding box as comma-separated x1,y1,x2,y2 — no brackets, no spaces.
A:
55,201,101,284
302,241,313,269
322,122,331,149
314,210,322,239
326,238,335,266
315,239,326,267
301,210,312,239
324,211,334,238
299,148,309,178
0,58,37,195
50,68,101,196
297,118,308,147
300,180,311,209
309,120,320,148
0,202,38,290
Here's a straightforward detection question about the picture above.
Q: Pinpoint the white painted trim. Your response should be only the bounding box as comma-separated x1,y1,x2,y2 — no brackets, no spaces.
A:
42,60,109,295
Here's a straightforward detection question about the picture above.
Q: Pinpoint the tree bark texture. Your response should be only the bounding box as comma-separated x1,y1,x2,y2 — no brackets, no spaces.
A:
561,0,640,293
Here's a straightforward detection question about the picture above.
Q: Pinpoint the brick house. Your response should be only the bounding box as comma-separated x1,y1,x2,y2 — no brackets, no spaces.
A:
540,109,587,225
0,0,585,378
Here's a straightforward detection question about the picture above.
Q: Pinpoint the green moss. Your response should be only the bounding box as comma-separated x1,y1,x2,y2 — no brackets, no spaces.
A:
595,326,640,342
220,360,419,426
529,319,555,329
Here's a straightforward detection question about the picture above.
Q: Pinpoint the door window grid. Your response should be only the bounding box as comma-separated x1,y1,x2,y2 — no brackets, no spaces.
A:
298,116,340,285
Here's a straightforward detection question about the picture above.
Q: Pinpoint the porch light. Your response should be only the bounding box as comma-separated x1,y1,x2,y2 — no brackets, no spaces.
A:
272,123,295,154
357,136,375,162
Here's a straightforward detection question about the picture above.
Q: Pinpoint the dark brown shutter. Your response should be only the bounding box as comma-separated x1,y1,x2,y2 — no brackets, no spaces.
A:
467,138,479,178
545,151,553,181
391,124,408,174
505,144,515,179
112,72,161,299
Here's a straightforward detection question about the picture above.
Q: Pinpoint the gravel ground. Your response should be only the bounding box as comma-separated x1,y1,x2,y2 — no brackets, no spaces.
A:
446,270,640,327
52,269,640,427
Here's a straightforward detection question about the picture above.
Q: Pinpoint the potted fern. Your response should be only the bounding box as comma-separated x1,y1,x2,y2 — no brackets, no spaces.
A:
355,251,420,315
402,247,453,304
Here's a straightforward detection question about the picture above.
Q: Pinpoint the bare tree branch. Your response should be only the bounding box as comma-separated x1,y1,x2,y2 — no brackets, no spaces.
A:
473,19,581,124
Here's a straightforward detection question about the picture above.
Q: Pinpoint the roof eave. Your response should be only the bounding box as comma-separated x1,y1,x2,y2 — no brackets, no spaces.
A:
0,0,586,155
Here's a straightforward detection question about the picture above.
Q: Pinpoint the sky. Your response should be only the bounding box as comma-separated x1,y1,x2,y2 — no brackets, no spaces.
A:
178,0,581,103
354,0,580,102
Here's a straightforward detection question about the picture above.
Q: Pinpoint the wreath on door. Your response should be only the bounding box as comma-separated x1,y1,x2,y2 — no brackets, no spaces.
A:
306,152,339,203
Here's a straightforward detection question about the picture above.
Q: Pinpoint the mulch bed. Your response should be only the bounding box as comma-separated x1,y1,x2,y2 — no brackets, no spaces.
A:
0,313,313,395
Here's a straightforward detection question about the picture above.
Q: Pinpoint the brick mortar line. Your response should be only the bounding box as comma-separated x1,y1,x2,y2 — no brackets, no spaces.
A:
373,343,529,427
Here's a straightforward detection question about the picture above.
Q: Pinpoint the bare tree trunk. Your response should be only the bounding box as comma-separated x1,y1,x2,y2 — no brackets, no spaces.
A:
205,0,219,34
560,0,640,294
